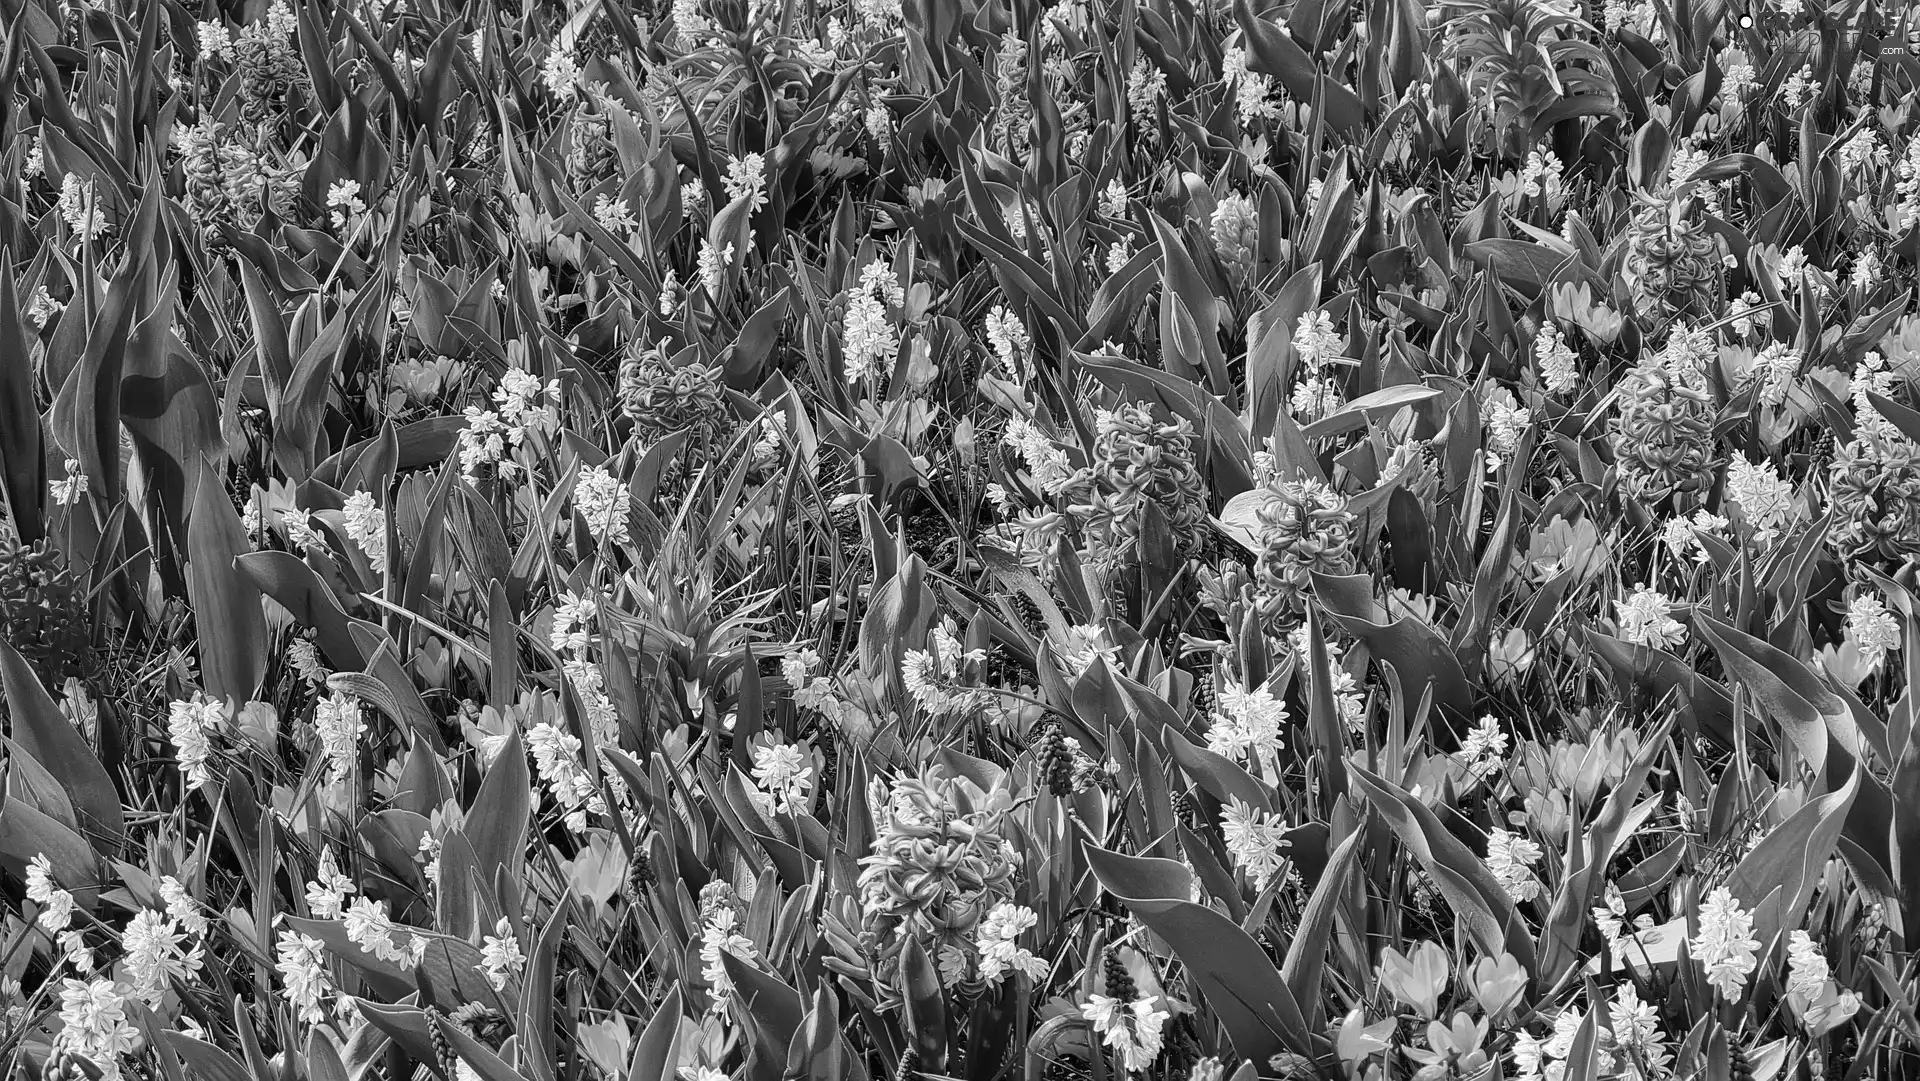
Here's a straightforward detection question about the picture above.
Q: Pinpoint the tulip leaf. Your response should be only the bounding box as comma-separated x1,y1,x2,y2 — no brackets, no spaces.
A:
1085,843,1325,1063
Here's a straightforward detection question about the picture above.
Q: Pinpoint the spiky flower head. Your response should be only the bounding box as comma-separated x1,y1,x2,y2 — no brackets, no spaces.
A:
1251,476,1356,616
1609,358,1717,510
618,344,728,446
565,108,616,189
179,120,231,229
230,8,308,125
1621,189,1724,335
1211,192,1260,283
216,138,301,229
1060,402,1208,567
856,770,1020,988
1829,435,1920,567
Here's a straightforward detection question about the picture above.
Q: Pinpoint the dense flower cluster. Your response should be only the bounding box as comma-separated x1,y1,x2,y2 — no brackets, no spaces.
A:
857,771,1020,981
3,0,1911,1078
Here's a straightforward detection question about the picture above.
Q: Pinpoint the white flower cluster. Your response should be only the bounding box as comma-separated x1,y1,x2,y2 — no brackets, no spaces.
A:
975,903,1048,983
1288,628,1365,733
244,489,324,551
34,866,206,1068
658,269,681,315
263,1,296,36
480,916,527,991
1082,992,1170,1073
1668,143,1719,214
1728,290,1765,337
1004,414,1072,490
417,830,442,889
843,259,903,384
574,466,632,547
1785,929,1827,1002
541,48,582,98
1519,149,1563,199
698,904,757,1018
1774,245,1826,300
342,489,386,564
1897,136,1920,231
343,896,428,968
864,101,892,141
197,20,233,59
1221,798,1289,892
290,637,329,687
985,304,1032,379
784,648,851,725
53,978,139,1081
1458,715,1509,776
1126,59,1167,131
274,928,332,1026
724,152,769,211
315,692,366,786
1604,984,1672,1076
1210,191,1258,279
1485,828,1543,903
698,239,734,298
593,194,639,236
1289,310,1344,421
1533,321,1578,394
1752,341,1802,407
902,624,987,714
122,904,205,1007
1846,592,1901,672
167,694,225,791
1661,509,1728,564
1839,128,1889,176
1482,388,1531,472
1781,65,1814,110
1614,585,1686,650
549,590,625,781
672,0,715,47
326,179,365,230
457,362,562,480
1853,248,1883,293
749,738,815,816
1724,455,1793,542
28,284,64,329
1850,351,1902,442
58,174,109,241
528,721,606,834
1220,46,1280,128
1206,678,1287,778
1513,1004,1598,1080
752,410,789,469
1782,929,1860,1034
1720,53,1757,98
27,854,93,972
1592,884,1652,965
49,458,88,506
304,847,357,919
1691,885,1761,999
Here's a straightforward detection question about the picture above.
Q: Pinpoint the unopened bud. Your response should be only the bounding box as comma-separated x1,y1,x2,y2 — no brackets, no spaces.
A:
953,417,976,467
